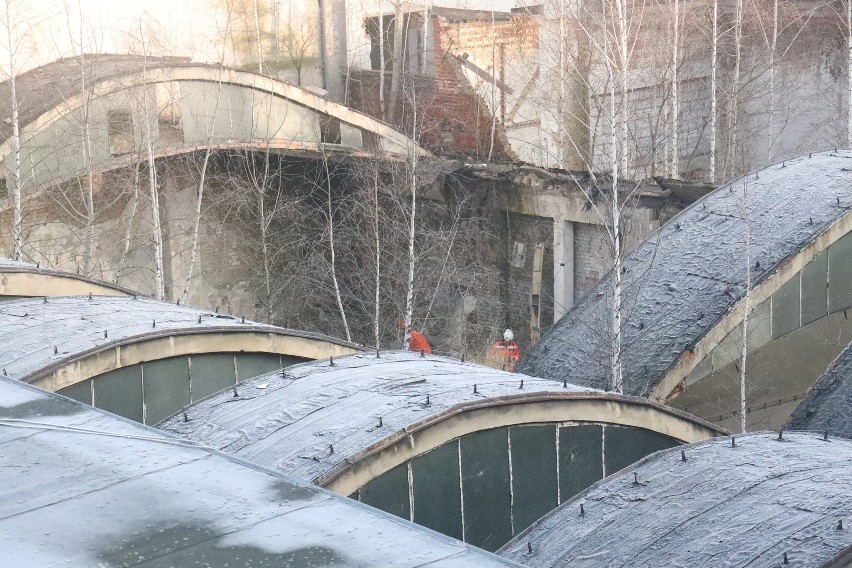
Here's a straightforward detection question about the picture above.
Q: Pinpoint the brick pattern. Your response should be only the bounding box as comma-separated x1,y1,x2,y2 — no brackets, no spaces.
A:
574,222,613,302
348,13,537,160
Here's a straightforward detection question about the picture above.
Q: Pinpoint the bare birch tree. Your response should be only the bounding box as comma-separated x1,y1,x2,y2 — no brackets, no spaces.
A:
401,85,418,350
0,0,24,259
74,0,95,277
181,10,230,302
710,0,718,182
847,0,851,148
738,176,751,433
321,147,352,341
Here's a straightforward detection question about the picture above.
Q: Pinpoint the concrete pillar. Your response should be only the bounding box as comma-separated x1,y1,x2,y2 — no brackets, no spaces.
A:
318,0,348,102
553,218,575,321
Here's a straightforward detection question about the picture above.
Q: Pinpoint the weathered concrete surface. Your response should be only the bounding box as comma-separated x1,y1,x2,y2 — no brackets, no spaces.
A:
672,312,852,432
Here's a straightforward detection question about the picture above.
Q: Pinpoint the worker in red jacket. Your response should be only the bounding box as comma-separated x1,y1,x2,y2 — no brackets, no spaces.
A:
400,319,433,354
486,328,522,372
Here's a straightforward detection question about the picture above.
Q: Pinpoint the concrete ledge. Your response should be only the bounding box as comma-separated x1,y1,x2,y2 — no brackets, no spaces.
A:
0,269,134,298
320,392,727,495
24,328,361,392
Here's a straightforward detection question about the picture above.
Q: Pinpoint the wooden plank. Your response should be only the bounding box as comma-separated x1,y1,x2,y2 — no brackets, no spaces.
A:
530,243,544,344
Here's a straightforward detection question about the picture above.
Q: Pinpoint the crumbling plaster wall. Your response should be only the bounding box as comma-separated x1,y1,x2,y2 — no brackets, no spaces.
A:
0,164,264,319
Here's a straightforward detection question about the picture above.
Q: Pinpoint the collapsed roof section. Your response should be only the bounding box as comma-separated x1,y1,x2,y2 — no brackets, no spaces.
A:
519,151,852,401
0,375,521,567
499,431,852,568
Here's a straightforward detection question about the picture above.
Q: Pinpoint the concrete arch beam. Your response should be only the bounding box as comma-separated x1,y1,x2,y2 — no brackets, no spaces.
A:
0,261,134,298
29,329,359,393
0,296,361,394
0,64,422,162
654,212,852,402
320,392,725,496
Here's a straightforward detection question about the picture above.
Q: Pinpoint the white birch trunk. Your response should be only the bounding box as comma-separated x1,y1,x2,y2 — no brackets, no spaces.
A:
710,0,718,182
261,152,275,322
848,0,851,149
5,0,22,260
181,76,223,303
725,0,743,176
322,151,351,341
373,164,381,348
558,0,566,168
403,88,418,350
768,0,777,161
670,0,679,177
118,164,141,274
379,4,386,119
146,137,164,300
487,9,497,163
610,74,623,393
602,2,623,392
420,1,429,73
738,180,751,433
78,4,94,277
138,42,165,300
615,0,628,174
253,0,263,74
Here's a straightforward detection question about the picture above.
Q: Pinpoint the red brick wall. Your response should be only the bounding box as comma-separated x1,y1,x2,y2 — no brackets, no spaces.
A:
348,13,538,161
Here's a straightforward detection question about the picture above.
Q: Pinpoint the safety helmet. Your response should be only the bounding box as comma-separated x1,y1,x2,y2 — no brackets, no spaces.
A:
503,328,514,341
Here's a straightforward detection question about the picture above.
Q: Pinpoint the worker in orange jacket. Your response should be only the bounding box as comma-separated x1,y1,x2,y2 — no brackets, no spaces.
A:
400,319,433,354
486,328,522,372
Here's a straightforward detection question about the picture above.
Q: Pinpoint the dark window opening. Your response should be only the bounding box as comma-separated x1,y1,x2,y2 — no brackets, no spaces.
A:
320,115,342,144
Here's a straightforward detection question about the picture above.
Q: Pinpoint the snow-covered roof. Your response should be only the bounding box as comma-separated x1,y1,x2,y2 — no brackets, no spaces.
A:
0,257,33,268
788,340,852,438
0,376,521,567
519,151,852,396
499,431,852,567
159,351,722,485
0,296,359,383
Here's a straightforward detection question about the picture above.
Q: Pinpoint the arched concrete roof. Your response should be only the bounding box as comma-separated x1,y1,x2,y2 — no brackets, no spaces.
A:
0,376,520,567
0,257,134,298
499,432,852,568
160,351,725,496
0,54,419,160
0,296,361,392
519,151,852,403
788,340,852,438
